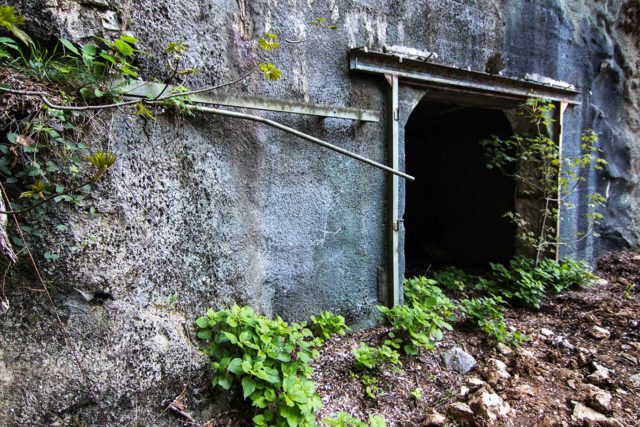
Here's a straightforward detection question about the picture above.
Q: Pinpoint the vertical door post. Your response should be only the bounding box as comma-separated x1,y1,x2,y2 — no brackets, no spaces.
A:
555,102,568,261
386,74,401,307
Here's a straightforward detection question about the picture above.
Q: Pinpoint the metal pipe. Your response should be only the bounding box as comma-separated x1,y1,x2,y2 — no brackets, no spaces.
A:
186,104,415,181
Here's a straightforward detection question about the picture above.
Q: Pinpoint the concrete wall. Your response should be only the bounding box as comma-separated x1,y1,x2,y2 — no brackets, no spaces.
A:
1,0,638,425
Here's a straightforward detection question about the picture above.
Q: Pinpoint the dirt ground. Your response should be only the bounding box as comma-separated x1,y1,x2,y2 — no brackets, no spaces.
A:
200,252,640,427
310,251,640,426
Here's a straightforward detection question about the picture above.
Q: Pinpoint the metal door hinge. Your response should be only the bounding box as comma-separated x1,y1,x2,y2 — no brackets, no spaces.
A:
393,218,404,231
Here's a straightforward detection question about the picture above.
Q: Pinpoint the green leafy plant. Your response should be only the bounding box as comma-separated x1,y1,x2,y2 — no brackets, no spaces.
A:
161,85,194,116
195,304,322,427
404,275,455,309
0,34,138,97
155,292,178,309
381,277,456,354
260,63,283,81
323,412,386,427
59,35,139,98
352,341,401,371
354,372,381,399
351,333,403,399
623,282,636,299
258,33,281,51
478,257,595,308
410,387,423,400
310,310,350,343
378,303,454,354
460,296,526,346
534,257,595,293
481,98,607,264
431,266,470,292
256,33,283,81
308,17,338,30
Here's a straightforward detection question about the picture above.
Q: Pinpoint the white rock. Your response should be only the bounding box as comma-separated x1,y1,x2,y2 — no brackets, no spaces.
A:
514,383,534,396
587,362,611,386
466,377,487,392
458,385,470,400
628,373,640,389
540,328,554,337
496,342,513,355
586,385,612,413
551,335,575,352
468,390,511,422
447,402,474,426
593,278,609,286
621,353,638,364
571,402,623,426
589,326,611,340
484,358,511,385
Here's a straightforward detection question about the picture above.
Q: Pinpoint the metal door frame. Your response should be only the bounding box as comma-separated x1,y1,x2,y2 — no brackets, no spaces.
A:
350,48,580,307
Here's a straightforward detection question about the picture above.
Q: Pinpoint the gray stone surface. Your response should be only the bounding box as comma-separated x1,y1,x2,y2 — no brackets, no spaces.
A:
0,0,639,424
442,347,477,374
588,362,613,386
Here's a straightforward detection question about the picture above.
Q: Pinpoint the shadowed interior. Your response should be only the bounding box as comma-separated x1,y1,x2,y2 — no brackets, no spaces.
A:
404,101,516,274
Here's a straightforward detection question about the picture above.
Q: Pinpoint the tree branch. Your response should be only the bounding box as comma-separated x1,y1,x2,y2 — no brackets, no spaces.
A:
154,66,259,101
0,86,141,111
0,66,259,112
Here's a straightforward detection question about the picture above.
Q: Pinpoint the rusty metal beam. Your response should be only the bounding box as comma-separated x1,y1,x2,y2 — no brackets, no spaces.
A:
122,81,380,122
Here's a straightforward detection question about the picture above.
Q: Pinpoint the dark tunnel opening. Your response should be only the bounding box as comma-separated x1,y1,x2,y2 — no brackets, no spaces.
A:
404,101,516,275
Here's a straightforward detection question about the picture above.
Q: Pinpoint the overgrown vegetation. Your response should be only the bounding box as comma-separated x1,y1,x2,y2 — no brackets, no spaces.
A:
310,310,350,343
0,5,286,260
195,305,326,427
460,296,526,345
478,257,595,308
481,98,607,264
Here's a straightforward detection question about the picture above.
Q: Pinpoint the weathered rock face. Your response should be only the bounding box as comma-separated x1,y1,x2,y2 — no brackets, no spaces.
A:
1,0,639,425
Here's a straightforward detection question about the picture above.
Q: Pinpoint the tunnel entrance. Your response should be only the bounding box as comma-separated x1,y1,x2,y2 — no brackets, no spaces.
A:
404,101,516,275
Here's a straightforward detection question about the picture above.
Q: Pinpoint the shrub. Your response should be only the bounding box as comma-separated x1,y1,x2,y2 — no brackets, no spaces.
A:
483,257,595,308
378,302,455,355
381,276,457,355
431,266,470,292
460,296,526,346
404,276,457,312
195,304,322,427
310,310,350,343
480,98,607,263
352,340,401,371
535,257,596,294
487,258,546,308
